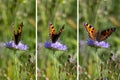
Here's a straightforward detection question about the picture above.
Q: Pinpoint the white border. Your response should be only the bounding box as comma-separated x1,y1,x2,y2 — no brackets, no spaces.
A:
77,0,79,80
36,0,37,80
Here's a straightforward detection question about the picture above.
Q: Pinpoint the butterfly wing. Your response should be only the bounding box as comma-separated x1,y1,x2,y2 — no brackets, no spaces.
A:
83,22,97,40
98,28,116,41
49,23,64,43
49,23,56,43
13,22,23,45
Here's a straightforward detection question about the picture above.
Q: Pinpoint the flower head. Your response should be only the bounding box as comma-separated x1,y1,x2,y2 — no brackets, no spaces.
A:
44,41,67,51
86,39,109,48
5,41,28,50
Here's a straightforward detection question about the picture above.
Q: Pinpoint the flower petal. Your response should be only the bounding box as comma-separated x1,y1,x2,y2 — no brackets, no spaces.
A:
4,41,28,50
86,39,109,48
44,41,67,51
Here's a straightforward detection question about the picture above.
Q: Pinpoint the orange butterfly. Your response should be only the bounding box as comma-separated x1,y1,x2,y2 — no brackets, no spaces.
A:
12,22,23,45
49,23,64,43
83,22,116,42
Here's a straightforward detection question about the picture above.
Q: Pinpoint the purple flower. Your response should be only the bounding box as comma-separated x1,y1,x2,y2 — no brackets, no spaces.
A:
4,41,28,50
44,41,67,51
86,39,109,48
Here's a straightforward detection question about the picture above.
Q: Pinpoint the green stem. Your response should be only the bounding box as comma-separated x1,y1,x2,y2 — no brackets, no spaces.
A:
53,50,57,80
14,50,19,80
95,48,99,78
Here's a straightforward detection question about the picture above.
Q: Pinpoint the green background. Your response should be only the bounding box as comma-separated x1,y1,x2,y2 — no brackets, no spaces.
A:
79,0,120,80
37,0,77,80
0,0,35,80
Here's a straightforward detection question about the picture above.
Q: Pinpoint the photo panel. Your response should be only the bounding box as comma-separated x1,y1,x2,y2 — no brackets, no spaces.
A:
0,0,36,80
79,0,119,80
37,0,77,79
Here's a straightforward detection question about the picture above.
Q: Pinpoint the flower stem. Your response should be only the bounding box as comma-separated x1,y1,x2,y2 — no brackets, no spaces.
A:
14,50,19,80
95,48,99,77
53,50,57,80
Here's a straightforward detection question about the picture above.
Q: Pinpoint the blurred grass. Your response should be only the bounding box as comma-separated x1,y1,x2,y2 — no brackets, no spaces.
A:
37,0,77,80
79,0,120,80
0,0,35,80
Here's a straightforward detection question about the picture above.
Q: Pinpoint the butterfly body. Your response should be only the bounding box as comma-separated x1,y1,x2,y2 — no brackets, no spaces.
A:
13,22,23,45
83,22,116,42
49,23,64,43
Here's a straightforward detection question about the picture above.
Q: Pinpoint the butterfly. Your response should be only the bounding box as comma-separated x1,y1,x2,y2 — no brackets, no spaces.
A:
83,22,116,42
12,22,23,45
49,23,64,43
